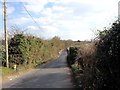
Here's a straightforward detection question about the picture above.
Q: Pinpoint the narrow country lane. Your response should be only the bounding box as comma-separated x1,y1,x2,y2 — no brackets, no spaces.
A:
2,50,74,88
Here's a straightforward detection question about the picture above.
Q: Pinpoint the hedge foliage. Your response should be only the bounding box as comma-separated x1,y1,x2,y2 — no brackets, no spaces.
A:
70,20,120,89
2,34,65,68
94,20,120,89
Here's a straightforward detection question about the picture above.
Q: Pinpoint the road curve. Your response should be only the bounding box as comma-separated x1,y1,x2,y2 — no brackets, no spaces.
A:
2,50,74,88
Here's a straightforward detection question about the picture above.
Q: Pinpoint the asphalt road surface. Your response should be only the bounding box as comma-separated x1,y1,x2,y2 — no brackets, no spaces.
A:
2,50,74,88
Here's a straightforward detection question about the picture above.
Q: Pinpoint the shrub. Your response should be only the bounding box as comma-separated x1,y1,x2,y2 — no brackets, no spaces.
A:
95,20,120,89
67,47,78,66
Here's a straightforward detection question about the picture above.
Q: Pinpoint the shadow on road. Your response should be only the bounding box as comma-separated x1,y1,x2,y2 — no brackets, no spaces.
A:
10,72,72,88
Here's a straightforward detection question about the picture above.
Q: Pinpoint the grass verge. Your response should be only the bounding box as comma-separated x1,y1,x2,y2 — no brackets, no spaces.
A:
1,57,57,84
71,64,84,89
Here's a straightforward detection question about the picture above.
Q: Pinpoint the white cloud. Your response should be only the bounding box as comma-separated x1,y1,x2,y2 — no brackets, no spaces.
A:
5,0,120,40
42,25,58,33
27,26,37,30
25,25,59,39
7,6,15,14
1,0,37,2
25,25,43,38
41,8,53,17
8,17,30,25
66,31,93,41
24,0,48,13
0,6,15,15
41,0,119,40
52,6,66,11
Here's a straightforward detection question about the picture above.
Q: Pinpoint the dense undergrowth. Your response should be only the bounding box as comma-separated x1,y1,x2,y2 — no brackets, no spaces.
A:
94,20,120,89
67,20,120,89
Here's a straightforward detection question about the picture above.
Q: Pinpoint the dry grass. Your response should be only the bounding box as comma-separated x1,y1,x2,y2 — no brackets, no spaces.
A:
73,41,97,89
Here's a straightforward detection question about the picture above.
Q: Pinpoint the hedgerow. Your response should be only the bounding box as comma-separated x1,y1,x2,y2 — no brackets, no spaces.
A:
94,20,120,89
2,34,65,69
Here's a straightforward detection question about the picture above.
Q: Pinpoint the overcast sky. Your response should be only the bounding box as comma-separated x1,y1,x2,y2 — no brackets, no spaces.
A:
0,0,119,41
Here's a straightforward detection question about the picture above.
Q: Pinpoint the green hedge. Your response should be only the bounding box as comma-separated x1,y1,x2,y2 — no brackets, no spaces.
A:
2,34,65,68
